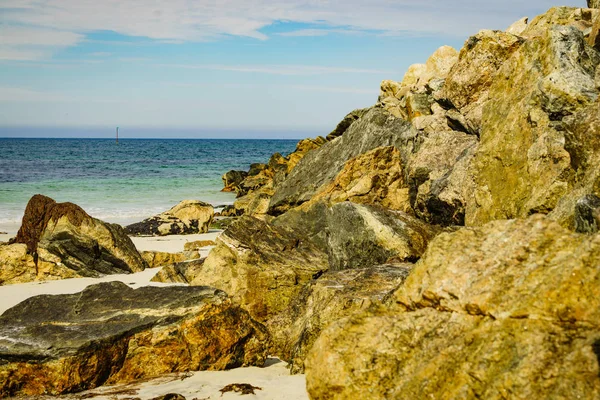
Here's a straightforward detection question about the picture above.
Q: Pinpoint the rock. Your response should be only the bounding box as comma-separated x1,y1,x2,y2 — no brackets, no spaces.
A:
150,394,186,400
273,264,412,374
574,194,600,232
221,170,248,192
522,7,598,39
324,202,439,270
269,107,417,215
141,250,188,268
4,194,145,285
183,240,216,251
305,215,600,399
590,1,600,8
125,200,214,236
0,243,37,285
190,216,329,324
438,30,524,134
467,24,599,225
407,131,478,226
506,16,529,36
325,108,370,141
0,281,268,397
379,46,459,121
308,146,412,213
151,258,206,284
226,137,327,217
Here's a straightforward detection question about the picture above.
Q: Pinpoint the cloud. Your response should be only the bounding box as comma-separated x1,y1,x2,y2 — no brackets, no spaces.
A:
277,28,364,37
0,0,583,60
158,63,391,75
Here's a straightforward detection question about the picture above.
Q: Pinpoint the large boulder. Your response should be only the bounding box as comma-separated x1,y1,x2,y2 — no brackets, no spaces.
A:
467,24,600,225
2,194,146,285
438,30,524,134
221,170,248,193
305,215,600,399
521,6,598,39
0,282,268,397
191,201,438,357
268,107,417,215
325,107,370,141
151,258,206,284
273,264,412,374
308,146,412,213
125,200,214,236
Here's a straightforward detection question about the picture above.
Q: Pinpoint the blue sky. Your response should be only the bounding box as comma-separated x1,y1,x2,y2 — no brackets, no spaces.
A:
0,0,583,138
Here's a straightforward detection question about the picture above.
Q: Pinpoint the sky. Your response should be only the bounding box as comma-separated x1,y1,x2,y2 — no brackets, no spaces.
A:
0,0,583,138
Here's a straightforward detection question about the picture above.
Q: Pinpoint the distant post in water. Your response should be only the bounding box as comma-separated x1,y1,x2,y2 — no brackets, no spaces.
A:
116,127,119,144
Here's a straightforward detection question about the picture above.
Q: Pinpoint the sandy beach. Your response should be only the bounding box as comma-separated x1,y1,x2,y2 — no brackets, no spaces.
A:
0,228,310,400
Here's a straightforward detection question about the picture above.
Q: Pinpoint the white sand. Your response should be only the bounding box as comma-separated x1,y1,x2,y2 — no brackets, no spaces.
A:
0,228,310,400
130,230,221,255
74,358,308,400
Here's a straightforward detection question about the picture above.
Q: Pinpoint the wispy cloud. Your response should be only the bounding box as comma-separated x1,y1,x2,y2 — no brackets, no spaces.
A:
170,81,375,94
277,28,365,37
157,63,391,76
0,0,582,61
0,86,124,103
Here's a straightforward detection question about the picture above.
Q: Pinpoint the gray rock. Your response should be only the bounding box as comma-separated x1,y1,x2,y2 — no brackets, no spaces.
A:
575,194,600,232
325,107,370,141
268,107,416,215
0,281,268,397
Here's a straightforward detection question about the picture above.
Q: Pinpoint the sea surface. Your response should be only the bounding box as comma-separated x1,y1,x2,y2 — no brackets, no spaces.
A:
0,138,298,231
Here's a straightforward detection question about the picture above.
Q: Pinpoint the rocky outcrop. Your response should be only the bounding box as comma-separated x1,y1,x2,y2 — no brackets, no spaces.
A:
0,282,268,397
227,137,327,217
521,6,598,39
272,264,412,374
2,194,145,285
467,23,600,225
307,146,411,213
183,240,216,251
151,258,206,283
221,170,248,193
325,107,370,141
438,30,524,134
379,46,458,122
268,107,416,215
125,200,214,236
190,215,329,323
190,201,438,358
305,215,600,399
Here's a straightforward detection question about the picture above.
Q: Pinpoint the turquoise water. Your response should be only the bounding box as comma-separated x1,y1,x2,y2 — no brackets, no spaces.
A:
0,138,297,230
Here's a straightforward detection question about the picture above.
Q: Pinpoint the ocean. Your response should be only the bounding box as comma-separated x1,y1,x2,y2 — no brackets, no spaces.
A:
0,138,298,231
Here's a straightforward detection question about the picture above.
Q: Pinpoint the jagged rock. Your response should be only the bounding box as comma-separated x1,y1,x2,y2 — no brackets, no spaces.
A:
151,394,186,400
467,24,600,225
438,30,524,134
221,170,248,193
574,194,600,232
271,265,412,374
269,107,416,215
0,282,268,397
0,243,37,285
305,215,600,399
227,137,327,217
141,250,188,268
190,216,329,324
151,258,206,283
325,108,370,141
324,202,439,270
407,131,478,226
183,240,216,251
506,16,529,36
3,194,146,285
125,200,214,236
379,46,458,121
190,201,437,358
590,1,600,9
522,6,598,39
308,146,412,213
